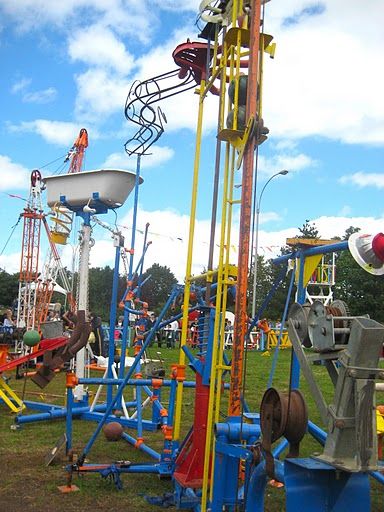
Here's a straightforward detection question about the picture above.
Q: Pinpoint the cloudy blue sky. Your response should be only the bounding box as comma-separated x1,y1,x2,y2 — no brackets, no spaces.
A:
0,0,383,280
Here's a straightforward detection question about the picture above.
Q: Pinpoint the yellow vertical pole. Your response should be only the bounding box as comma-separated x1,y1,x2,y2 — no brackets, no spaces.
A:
173,79,206,441
207,146,237,503
200,142,232,510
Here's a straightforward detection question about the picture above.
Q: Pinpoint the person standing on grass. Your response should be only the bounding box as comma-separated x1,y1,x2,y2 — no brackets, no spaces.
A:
169,319,179,348
90,312,103,356
149,313,162,347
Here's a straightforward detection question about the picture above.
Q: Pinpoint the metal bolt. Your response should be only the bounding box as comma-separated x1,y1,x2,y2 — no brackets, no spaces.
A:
349,369,357,377
334,419,345,429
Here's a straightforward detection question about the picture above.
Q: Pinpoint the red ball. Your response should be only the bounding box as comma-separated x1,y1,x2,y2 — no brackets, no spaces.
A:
103,422,123,441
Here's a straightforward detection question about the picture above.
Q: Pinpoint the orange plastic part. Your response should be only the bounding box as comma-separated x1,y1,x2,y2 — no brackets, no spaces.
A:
170,364,186,381
66,372,78,388
160,408,168,417
135,437,144,448
162,425,173,441
151,378,163,390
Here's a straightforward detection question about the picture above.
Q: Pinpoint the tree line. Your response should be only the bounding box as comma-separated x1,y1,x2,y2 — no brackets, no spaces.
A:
1,222,383,323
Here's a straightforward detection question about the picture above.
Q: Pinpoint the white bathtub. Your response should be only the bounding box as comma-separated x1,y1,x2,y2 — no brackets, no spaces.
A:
43,169,143,209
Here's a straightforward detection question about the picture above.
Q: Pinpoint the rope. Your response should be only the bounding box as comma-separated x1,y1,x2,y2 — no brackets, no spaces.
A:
38,153,68,171
0,216,21,257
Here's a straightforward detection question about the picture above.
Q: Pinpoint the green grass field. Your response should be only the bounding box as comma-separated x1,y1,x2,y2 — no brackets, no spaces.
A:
0,348,383,511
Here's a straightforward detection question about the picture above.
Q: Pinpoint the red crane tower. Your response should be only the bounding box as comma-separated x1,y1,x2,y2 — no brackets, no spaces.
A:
66,127,88,174
35,128,89,327
16,170,44,332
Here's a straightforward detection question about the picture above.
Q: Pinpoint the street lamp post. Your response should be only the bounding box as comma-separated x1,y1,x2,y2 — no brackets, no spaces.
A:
251,170,288,319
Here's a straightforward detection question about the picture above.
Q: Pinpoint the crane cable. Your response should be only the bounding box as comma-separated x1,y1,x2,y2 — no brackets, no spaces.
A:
0,216,21,257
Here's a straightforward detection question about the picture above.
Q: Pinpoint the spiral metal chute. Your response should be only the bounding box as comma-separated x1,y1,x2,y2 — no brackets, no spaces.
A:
124,69,195,156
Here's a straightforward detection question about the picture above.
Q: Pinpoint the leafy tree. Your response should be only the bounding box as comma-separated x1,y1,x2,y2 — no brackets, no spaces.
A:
87,266,126,322
334,226,384,322
342,225,360,240
0,270,19,308
248,254,272,316
297,219,320,239
140,263,177,314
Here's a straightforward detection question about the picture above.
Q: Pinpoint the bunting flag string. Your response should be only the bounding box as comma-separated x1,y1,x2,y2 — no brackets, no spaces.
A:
116,223,281,255
2,192,28,202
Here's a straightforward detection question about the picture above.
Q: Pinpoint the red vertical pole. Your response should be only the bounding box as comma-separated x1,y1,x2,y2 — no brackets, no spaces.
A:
229,0,262,416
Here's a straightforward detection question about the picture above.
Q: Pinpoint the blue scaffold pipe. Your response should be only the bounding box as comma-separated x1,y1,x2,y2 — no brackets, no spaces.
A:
119,154,142,376
15,403,108,424
77,378,196,387
272,240,348,265
167,377,177,427
272,438,289,458
66,385,74,453
267,260,296,389
136,372,143,440
121,432,160,461
76,285,182,465
307,421,384,486
128,154,141,279
245,459,285,511
249,262,288,332
107,245,121,405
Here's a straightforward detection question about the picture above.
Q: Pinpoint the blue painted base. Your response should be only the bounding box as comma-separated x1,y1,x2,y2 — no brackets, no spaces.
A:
15,400,160,431
285,458,370,512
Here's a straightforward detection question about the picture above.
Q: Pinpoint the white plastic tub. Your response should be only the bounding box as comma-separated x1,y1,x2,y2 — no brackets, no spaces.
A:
44,169,143,209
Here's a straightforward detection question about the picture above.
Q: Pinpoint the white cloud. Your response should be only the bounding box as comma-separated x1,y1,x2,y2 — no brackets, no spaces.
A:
102,146,174,170
338,205,352,216
68,25,135,74
339,171,384,189
152,0,199,11
2,201,383,287
8,119,81,146
74,68,130,120
0,1,153,38
258,152,315,176
23,87,57,104
77,206,237,281
134,26,219,133
11,78,57,103
0,155,30,190
11,77,31,93
272,139,298,152
259,211,282,225
3,1,384,144
0,252,21,274
71,24,220,129
263,0,384,144
61,207,384,283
